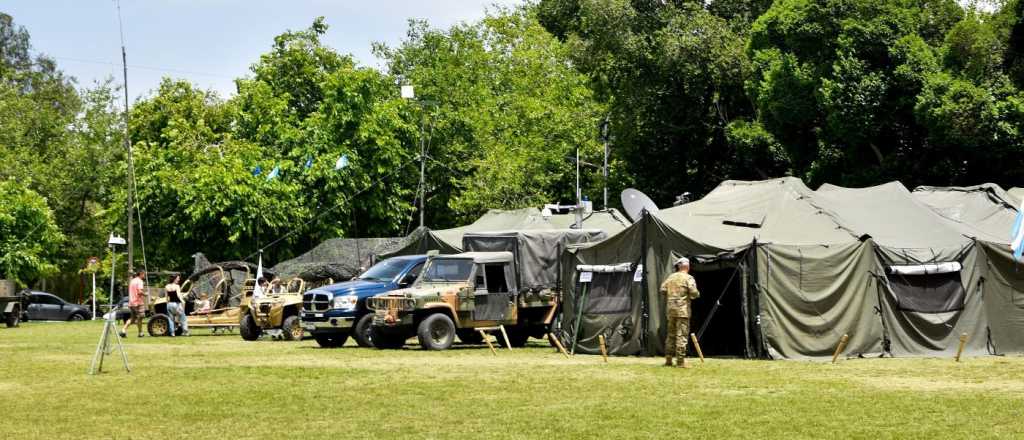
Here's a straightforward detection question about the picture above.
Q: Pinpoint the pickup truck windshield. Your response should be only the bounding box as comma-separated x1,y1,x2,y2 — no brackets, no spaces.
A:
422,259,473,282
358,259,407,282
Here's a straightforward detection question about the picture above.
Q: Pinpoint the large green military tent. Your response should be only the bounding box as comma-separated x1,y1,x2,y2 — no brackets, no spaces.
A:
562,178,998,359
913,184,1024,355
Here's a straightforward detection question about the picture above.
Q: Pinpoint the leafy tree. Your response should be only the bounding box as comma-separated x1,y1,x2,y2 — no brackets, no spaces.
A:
0,181,63,286
537,0,755,204
377,7,608,224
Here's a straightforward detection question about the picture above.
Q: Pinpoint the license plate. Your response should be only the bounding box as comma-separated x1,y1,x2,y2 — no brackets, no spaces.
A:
313,313,323,318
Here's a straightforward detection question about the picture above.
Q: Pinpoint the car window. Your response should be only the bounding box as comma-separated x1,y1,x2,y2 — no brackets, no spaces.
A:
423,259,474,282
34,294,62,305
358,259,408,282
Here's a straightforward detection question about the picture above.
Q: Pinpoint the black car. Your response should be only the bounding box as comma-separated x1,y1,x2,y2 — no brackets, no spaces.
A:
22,291,91,321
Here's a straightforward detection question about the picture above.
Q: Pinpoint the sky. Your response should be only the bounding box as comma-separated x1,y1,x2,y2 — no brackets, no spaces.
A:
4,0,523,101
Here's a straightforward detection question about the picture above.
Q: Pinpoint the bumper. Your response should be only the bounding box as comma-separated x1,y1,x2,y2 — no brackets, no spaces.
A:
302,311,357,333
372,309,414,327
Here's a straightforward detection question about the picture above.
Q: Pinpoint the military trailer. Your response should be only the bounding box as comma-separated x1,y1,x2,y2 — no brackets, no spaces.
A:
0,280,23,328
239,278,306,341
368,251,541,350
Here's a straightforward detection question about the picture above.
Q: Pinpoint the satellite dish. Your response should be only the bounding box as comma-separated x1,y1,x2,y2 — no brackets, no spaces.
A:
621,188,659,222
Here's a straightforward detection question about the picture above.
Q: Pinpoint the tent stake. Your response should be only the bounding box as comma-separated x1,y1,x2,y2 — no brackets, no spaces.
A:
548,333,570,358
598,334,608,363
690,333,705,364
955,333,968,362
480,329,497,356
831,334,849,364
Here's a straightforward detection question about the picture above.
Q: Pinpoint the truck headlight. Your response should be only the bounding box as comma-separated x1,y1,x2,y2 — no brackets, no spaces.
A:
332,295,358,310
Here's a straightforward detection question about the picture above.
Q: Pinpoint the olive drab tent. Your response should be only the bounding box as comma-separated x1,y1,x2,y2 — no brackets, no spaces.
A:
381,207,630,258
562,178,1014,359
913,184,1024,355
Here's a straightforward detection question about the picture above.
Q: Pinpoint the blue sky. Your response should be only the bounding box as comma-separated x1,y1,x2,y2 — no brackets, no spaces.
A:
4,0,522,100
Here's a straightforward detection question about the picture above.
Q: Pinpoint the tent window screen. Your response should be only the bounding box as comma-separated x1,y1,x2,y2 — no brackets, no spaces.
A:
583,271,633,314
886,271,966,313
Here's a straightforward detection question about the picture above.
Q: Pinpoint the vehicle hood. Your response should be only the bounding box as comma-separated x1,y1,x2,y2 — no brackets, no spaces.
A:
310,279,395,299
378,283,466,298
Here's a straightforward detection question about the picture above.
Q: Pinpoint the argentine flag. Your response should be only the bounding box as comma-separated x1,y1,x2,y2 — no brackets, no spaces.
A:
1011,198,1024,261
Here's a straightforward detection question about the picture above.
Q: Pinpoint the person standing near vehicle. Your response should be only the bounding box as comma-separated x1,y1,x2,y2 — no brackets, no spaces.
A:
660,257,699,368
165,274,188,336
120,271,148,338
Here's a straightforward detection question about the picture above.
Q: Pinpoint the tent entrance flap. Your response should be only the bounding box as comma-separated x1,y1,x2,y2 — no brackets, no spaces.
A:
689,267,748,357
566,262,642,356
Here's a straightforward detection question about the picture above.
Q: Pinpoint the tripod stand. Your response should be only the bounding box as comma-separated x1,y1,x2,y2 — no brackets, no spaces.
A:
89,236,131,375
89,314,131,375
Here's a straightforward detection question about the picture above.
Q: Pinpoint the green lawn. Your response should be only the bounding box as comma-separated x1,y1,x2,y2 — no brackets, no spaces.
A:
1,321,1022,439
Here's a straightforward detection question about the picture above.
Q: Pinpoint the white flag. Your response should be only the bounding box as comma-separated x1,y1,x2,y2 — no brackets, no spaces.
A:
253,254,264,299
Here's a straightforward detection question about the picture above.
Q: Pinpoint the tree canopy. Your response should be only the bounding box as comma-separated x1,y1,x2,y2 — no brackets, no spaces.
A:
2,2,1024,286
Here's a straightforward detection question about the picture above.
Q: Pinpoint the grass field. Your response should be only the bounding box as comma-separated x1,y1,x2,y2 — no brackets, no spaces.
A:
2,321,1023,439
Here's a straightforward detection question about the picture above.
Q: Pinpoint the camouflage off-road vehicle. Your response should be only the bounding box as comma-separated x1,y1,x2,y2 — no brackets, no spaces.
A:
367,251,557,350
239,278,307,341
148,266,247,336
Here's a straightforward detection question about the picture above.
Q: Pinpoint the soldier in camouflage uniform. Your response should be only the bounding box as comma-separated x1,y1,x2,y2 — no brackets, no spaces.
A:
660,257,699,368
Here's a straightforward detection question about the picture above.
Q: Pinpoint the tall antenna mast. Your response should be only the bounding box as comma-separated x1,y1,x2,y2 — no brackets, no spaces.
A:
116,0,135,273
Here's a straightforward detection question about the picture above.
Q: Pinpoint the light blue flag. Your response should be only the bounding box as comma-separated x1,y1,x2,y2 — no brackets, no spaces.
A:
266,165,280,180
335,154,349,170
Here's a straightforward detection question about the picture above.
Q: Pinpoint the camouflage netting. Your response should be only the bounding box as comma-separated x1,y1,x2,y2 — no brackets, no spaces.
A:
270,237,406,284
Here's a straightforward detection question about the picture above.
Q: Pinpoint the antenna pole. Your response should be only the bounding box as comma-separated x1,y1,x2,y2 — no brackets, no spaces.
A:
601,119,609,210
117,0,135,274
576,147,581,205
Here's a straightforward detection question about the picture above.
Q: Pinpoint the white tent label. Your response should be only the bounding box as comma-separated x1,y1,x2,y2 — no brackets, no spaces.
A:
579,271,593,283
634,264,644,282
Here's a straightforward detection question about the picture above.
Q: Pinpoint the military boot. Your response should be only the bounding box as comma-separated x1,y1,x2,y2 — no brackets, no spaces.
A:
664,355,673,367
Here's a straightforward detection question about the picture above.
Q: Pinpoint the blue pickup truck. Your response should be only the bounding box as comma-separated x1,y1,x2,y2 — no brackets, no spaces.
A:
301,255,426,348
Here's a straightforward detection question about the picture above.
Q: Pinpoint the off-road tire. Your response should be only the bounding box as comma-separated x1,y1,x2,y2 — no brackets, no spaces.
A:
417,313,455,350
240,313,261,341
456,328,484,344
495,326,529,348
281,315,302,341
353,314,374,347
5,310,20,328
369,325,406,349
313,333,348,348
68,313,86,321
147,314,171,337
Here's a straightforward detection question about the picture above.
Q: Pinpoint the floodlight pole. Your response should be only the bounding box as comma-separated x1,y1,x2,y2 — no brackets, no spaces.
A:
419,111,426,228
600,119,610,210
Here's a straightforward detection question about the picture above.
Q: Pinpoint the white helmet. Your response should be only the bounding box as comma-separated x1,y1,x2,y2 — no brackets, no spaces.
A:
674,257,690,267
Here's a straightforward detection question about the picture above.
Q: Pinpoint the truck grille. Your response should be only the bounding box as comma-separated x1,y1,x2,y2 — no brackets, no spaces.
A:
303,293,330,312
367,296,412,312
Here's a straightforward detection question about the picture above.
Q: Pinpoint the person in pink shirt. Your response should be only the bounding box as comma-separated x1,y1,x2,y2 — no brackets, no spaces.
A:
120,271,148,338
